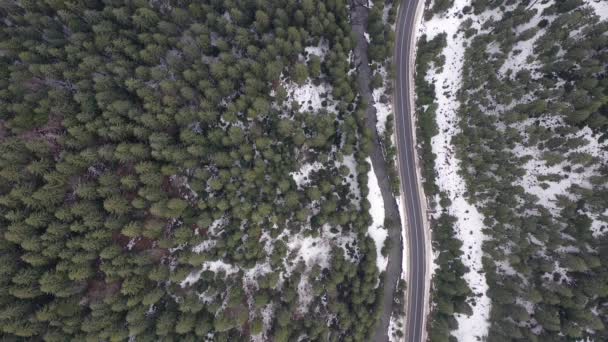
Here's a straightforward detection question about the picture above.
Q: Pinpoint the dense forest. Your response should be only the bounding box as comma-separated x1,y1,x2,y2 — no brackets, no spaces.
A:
0,0,386,340
453,0,608,340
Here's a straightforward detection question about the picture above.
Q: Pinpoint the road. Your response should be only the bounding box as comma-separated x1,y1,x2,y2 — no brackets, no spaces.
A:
394,0,428,342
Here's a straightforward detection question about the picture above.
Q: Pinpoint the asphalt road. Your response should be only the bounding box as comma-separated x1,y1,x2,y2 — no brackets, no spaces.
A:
394,0,427,341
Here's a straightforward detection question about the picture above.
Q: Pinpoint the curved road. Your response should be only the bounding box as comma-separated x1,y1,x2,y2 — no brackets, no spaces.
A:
394,1,428,342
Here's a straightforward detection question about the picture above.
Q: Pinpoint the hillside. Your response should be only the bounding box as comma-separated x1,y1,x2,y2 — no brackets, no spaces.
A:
419,0,608,341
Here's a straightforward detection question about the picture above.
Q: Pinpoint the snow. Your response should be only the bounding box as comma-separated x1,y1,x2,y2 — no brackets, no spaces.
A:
495,260,518,276
364,32,371,43
126,238,137,251
305,41,329,61
421,1,497,339
498,0,553,76
388,312,405,342
512,117,608,236
284,233,332,312
366,157,388,272
586,0,608,19
284,79,336,113
192,239,216,253
207,217,226,236
244,262,273,288
251,303,275,342
372,67,392,134
280,222,359,314
290,161,323,188
383,4,392,24
552,260,572,284
320,223,359,263
396,196,409,283
180,260,239,287
375,100,392,134
499,34,543,76
170,174,199,202
287,235,332,269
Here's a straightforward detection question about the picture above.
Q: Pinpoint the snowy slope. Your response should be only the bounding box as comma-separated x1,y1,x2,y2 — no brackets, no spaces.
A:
420,1,504,339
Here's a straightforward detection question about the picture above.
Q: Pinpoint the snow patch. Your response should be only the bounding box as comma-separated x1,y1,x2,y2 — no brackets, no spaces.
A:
181,260,239,287
244,262,273,289
284,80,336,113
372,67,392,134
290,161,323,188
388,312,405,342
209,217,226,235
586,0,608,19
192,240,216,253
305,40,329,61
396,196,410,282
366,157,388,272
284,233,332,312
287,235,332,269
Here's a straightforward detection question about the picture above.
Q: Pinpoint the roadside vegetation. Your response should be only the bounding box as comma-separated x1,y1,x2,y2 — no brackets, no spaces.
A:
414,33,446,196
0,0,385,340
368,0,401,195
413,26,475,342
428,198,473,341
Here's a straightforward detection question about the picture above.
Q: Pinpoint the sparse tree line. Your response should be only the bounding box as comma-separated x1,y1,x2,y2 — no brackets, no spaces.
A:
0,0,386,340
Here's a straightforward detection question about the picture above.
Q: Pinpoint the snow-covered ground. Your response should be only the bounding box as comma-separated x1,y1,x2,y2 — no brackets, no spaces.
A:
367,157,388,272
396,195,409,287
305,40,329,60
420,0,608,339
281,220,360,312
180,260,240,287
388,312,405,342
420,1,500,339
290,161,323,188
372,67,393,134
286,235,332,269
284,80,336,113
511,116,608,237
498,0,553,76
285,233,332,311
280,40,338,114
586,0,608,19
